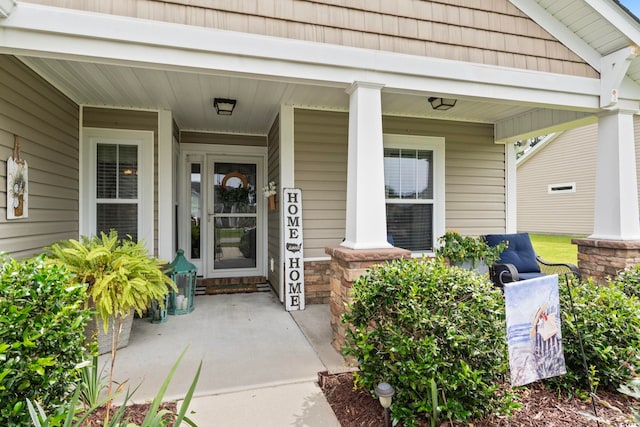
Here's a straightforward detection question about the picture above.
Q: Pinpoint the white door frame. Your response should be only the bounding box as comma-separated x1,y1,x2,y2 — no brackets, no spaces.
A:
180,143,268,278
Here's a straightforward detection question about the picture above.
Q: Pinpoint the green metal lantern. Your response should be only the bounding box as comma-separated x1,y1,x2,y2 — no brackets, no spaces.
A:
150,292,169,323
167,249,197,315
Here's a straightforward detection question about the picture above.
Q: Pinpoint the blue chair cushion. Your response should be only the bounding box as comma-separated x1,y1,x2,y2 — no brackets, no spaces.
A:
518,272,546,281
485,233,541,274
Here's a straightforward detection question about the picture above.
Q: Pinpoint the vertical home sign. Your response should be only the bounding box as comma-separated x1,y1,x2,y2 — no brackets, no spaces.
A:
283,188,305,311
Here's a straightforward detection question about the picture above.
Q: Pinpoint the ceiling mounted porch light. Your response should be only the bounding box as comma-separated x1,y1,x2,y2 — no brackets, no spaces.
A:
428,97,457,111
212,98,237,116
0,0,16,18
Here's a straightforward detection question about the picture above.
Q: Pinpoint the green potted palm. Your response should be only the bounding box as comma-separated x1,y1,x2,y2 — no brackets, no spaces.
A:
46,231,176,354
47,230,176,422
436,231,507,274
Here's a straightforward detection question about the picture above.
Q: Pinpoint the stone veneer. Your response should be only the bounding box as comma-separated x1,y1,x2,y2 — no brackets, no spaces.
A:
325,246,412,353
304,260,332,304
573,238,640,283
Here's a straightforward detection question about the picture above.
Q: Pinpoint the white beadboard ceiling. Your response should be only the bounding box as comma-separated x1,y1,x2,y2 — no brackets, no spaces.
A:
19,56,534,135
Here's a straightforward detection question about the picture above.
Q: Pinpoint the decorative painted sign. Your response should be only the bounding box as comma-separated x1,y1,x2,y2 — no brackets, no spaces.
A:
7,137,28,220
283,188,304,311
504,275,566,386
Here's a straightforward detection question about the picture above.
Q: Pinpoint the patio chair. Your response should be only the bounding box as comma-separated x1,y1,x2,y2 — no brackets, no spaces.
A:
484,233,581,288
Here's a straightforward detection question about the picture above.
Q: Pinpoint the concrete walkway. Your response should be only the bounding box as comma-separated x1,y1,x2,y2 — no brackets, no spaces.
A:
99,291,352,426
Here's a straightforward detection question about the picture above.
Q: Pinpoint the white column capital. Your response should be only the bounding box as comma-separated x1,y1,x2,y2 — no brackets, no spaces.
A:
346,81,386,95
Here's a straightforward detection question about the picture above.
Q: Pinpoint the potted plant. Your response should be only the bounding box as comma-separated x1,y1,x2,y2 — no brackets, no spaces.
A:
46,231,176,353
47,231,177,420
436,231,507,274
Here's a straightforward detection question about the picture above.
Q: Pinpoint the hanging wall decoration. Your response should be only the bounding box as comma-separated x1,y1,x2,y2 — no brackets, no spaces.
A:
7,136,28,219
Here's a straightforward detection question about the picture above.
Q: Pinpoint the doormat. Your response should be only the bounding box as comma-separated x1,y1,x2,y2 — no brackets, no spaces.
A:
196,277,271,295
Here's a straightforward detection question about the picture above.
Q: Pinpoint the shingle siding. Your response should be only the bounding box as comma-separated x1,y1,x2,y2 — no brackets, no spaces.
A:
23,0,597,78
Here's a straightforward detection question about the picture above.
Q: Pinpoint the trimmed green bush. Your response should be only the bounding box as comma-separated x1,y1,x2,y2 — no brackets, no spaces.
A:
554,277,640,391
611,264,640,300
0,254,92,426
343,258,512,426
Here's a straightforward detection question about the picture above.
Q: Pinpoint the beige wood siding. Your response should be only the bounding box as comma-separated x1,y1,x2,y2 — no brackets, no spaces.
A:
24,0,596,78
294,109,503,257
0,55,80,258
266,116,281,295
294,110,348,259
83,108,159,253
383,116,504,237
518,118,640,236
517,125,597,236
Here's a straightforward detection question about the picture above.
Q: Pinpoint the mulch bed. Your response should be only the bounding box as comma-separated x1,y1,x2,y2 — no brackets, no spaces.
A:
79,402,177,426
319,371,638,426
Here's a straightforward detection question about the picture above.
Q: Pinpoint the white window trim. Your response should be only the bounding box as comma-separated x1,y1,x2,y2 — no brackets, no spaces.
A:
81,128,154,254
383,134,445,256
548,182,576,194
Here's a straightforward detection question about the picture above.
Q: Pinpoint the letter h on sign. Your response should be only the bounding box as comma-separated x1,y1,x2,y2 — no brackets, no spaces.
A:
283,188,304,311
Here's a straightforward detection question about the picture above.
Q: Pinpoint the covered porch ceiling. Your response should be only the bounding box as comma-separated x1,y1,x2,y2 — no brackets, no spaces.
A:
21,55,540,136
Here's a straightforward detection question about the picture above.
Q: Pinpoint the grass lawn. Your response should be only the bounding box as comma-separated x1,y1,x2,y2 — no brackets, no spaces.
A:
529,234,582,265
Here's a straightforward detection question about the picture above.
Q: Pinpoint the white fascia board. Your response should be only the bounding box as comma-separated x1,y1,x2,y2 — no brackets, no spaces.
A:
508,0,602,70
0,2,599,109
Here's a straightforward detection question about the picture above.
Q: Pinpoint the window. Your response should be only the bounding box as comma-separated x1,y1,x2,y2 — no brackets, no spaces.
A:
548,182,576,194
383,135,445,253
82,129,154,253
96,143,139,240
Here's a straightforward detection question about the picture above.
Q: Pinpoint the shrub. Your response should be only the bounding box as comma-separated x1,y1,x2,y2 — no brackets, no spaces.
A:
552,278,640,391
0,254,92,426
611,265,640,300
343,258,511,426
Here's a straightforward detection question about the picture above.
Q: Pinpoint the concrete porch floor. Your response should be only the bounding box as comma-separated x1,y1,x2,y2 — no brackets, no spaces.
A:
99,291,354,426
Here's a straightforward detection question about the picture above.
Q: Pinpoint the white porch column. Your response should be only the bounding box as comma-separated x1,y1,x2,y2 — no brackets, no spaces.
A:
592,110,640,239
341,82,392,249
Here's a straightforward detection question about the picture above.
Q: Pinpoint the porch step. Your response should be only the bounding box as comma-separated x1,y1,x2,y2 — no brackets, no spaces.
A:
196,276,271,295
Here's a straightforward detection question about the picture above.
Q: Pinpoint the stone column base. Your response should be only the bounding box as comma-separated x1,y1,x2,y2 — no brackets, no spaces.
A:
572,238,640,283
325,246,412,354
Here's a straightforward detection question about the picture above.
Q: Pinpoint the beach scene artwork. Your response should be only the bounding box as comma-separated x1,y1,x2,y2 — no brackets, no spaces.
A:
504,275,566,386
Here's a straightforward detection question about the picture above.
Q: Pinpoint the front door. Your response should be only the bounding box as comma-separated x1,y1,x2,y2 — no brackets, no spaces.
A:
206,159,262,277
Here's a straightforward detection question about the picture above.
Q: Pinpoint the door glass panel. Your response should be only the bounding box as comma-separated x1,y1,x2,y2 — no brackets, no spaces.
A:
213,163,257,214
212,162,258,271
190,163,201,259
214,217,257,270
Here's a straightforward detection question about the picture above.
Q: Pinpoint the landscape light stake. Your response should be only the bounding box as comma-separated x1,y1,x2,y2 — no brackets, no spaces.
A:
563,273,599,427
375,382,395,427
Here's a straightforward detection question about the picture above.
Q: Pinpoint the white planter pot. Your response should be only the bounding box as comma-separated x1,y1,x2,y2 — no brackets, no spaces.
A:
451,258,489,275
85,313,134,355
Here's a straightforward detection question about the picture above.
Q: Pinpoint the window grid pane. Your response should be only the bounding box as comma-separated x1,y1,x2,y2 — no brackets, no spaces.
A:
97,203,138,241
118,145,138,199
386,203,433,251
96,144,117,199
